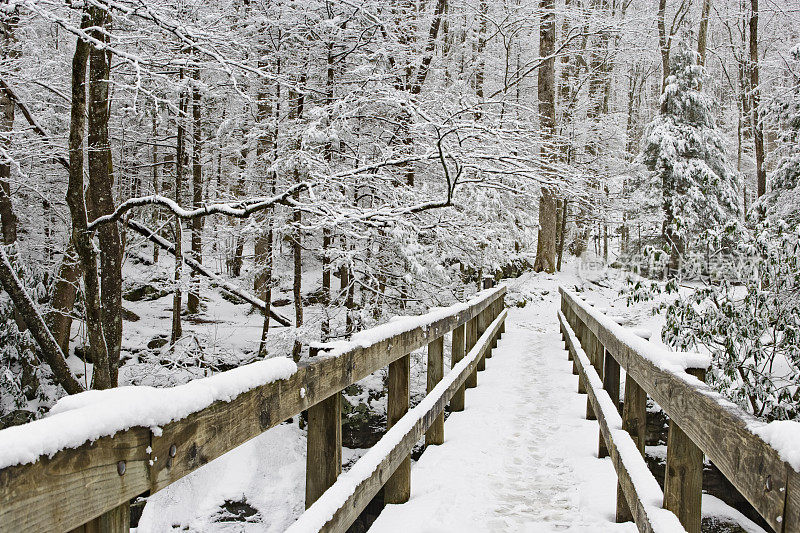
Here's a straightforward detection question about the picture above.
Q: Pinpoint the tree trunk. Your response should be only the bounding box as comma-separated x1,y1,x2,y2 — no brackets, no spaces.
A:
748,0,765,198
291,74,305,361
66,13,111,390
697,0,711,67
533,0,557,274
151,106,160,263
0,9,18,245
557,199,567,271
86,6,122,387
256,54,277,356
187,69,202,314
172,71,187,344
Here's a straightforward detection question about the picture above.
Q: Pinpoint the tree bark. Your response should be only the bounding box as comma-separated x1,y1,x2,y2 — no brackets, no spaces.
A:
256,54,277,356
748,0,765,198
187,68,202,314
66,13,111,390
0,9,18,245
87,6,122,386
172,70,187,344
697,0,712,67
533,0,557,274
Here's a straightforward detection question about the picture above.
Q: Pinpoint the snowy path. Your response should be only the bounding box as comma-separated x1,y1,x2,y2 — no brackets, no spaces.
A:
370,303,638,533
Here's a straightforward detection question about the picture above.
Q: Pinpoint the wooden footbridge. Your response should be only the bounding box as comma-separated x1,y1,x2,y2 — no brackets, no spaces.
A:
1,284,798,532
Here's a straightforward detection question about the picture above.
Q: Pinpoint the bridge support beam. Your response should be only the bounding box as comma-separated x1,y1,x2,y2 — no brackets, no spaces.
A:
617,372,646,523
450,324,466,411
68,502,129,533
426,336,445,445
385,353,411,504
663,368,705,533
598,348,619,458
306,391,342,508
465,317,478,389
477,309,487,371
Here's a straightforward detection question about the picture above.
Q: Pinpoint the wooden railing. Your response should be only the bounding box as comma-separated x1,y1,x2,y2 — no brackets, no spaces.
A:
559,287,800,533
0,284,506,533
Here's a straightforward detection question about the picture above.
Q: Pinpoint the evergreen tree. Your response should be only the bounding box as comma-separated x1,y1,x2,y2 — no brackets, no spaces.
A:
641,42,741,270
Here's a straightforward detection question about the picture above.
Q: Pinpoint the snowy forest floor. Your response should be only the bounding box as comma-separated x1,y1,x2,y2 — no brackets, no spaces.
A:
133,260,767,532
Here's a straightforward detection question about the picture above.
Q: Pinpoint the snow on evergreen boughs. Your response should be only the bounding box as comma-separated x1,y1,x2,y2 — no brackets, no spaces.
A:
641,43,741,252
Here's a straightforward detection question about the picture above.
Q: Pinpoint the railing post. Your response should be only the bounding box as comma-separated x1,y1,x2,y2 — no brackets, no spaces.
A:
69,502,130,533
598,347,619,458
450,323,466,411
663,367,705,533
425,336,445,445
305,391,342,508
576,318,586,393
477,308,488,370
585,330,601,421
385,353,411,503
617,372,647,522
498,293,505,338
465,315,478,388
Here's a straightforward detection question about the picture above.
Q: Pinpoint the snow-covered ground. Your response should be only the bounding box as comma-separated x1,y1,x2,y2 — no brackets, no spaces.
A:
133,258,766,532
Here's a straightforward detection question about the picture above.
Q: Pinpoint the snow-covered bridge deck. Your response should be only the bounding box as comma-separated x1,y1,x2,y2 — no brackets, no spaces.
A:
371,303,635,532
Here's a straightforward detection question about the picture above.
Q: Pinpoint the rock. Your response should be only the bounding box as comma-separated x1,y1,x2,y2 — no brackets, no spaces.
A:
123,281,169,302
74,345,93,364
147,336,169,350
302,287,329,306
212,499,260,523
342,392,386,449
0,409,34,430
272,298,291,307
701,517,749,533
121,307,140,322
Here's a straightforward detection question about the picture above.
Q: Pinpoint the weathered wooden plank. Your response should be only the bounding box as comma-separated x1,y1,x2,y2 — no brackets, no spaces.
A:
599,348,619,459
785,467,800,532
68,502,130,533
663,368,705,533
561,288,793,532
618,372,647,523
305,392,342,508
477,309,487,370
560,310,684,533
450,324,466,412
465,316,478,389
296,310,507,533
385,353,410,504
0,428,149,533
425,336,445,446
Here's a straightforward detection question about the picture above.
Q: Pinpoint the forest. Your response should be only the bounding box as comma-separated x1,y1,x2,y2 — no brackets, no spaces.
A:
0,0,798,529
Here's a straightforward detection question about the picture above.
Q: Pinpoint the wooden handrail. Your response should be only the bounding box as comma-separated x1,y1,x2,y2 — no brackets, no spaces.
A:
559,287,800,533
290,308,508,532
0,286,506,533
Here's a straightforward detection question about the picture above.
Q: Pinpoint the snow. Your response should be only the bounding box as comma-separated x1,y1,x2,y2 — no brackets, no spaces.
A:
750,420,800,472
0,357,297,469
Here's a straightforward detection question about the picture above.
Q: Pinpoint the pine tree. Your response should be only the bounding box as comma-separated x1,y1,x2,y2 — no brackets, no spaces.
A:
641,42,741,270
